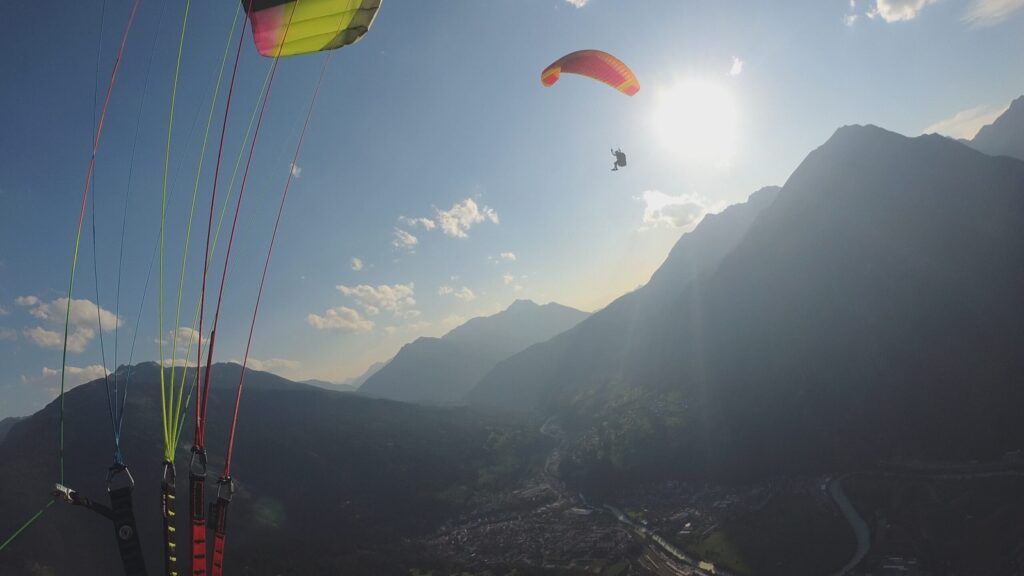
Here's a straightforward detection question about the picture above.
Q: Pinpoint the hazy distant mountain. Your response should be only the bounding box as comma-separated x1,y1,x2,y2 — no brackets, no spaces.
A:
0,362,539,575
302,378,354,391
470,185,781,413
969,95,1024,161
474,125,1024,483
0,416,23,442
360,300,588,404
302,361,386,392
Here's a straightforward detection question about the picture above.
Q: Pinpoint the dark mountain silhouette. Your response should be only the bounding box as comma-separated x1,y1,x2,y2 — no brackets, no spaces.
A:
0,362,541,575
473,125,1024,483
360,300,588,404
969,95,1024,161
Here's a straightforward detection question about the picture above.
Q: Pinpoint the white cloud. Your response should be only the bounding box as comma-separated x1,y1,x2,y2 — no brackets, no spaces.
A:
502,273,515,285
351,257,364,271
24,326,94,353
15,296,40,307
337,283,416,315
438,285,476,301
156,326,206,349
844,12,860,25
245,357,301,373
384,320,431,335
565,0,589,6
290,163,302,178
22,297,122,330
440,314,468,329
39,364,110,388
160,357,197,368
0,327,16,341
435,198,499,238
923,103,1009,139
392,228,418,251
728,57,743,76
636,190,708,231
870,0,937,22
0,304,7,316
398,216,436,230
500,251,517,262
306,306,374,332
964,0,1024,26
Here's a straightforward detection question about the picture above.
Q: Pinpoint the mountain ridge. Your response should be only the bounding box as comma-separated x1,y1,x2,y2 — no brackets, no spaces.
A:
473,121,1024,484
359,299,588,404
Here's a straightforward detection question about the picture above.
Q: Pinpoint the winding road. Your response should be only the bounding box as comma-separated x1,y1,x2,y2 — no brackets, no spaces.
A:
828,476,870,576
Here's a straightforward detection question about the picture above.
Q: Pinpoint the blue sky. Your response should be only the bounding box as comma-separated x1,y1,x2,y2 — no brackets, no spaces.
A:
1,0,1022,418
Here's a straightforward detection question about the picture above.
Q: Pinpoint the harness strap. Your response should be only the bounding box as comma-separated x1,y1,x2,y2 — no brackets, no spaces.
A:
161,461,180,576
189,448,208,576
109,484,147,576
209,477,233,576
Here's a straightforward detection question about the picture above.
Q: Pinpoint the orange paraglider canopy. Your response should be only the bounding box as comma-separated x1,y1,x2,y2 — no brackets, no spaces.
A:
541,49,639,96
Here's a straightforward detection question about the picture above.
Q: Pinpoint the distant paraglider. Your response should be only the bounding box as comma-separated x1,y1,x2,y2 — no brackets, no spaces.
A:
541,49,639,96
611,148,627,171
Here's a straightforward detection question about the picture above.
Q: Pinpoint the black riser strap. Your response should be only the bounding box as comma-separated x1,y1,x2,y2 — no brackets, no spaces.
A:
162,479,179,576
109,486,148,576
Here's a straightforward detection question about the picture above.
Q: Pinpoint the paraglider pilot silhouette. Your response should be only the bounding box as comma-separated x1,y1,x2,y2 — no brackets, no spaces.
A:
611,148,627,171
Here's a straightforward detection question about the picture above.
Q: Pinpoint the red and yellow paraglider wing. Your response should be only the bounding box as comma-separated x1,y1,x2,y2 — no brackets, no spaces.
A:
541,49,639,96
246,0,382,57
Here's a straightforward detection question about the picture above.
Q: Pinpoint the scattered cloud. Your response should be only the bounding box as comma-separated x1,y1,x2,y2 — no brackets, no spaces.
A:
24,326,93,353
438,285,477,301
290,163,302,178
500,251,517,262
15,296,40,307
337,283,416,315
384,320,431,335
924,103,1008,139
435,198,499,238
440,314,468,329
502,273,526,292
351,257,364,271
565,0,589,6
156,326,206,350
392,228,418,251
21,296,122,330
398,216,436,230
964,0,1024,26
398,198,499,243
636,190,708,231
728,57,743,76
307,306,375,332
160,357,197,368
868,0,937,22
245,357,301,373
0,327,16,341
34,364,111,391
0,304,7,316
844,12,860,25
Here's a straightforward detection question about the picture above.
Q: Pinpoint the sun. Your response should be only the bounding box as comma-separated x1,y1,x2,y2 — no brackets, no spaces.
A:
651,79,738,168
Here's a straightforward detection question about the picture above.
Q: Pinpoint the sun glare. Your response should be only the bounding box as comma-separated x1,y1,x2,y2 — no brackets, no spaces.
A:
651,79,738,168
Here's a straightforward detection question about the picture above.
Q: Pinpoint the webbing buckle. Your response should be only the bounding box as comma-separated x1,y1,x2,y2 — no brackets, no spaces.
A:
215,476,235,502
189,446,208,478
107,464,135,492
